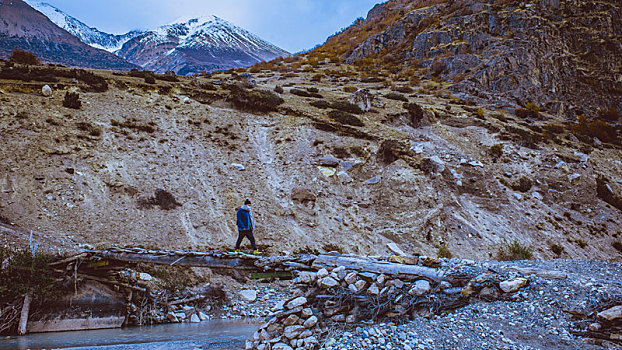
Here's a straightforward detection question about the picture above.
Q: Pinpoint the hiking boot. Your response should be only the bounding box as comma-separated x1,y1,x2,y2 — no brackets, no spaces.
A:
253,250,260,255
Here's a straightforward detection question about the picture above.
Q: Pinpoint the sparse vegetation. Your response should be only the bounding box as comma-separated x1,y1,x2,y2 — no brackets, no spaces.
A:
8,49,40,65
384,92,408,102
227,84,284,113
550,243,564,256
76,122,101,137
290,88,322,98
327,110,364,127
496,239,533,260
330,101,363,114
438,244,453,259
322,243,342,253
310,100,331,109
63,92,82,109
613,241,622,253
138,189,182,210
343,86,358,93
489,144,504,159
515,102,540,119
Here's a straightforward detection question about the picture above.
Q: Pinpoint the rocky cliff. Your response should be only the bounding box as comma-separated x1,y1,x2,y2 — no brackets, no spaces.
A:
312,0,622,118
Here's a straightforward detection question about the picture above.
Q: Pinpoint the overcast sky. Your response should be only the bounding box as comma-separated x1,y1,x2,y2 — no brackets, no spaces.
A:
38,0,382,53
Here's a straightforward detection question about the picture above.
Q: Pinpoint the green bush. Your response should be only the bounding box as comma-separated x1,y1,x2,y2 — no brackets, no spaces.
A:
290,88,322,98
496,239,533,260
227,84,284,113
0,247,62,303
330,101,363,114
384,92,408,102
438,244,453,259
327,110,364,127
310,100,331,109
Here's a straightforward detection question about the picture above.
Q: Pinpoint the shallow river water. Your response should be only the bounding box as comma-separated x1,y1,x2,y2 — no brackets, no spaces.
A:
0,319,261,350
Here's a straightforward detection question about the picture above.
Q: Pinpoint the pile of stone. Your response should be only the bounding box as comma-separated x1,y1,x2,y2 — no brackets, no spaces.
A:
246,262,532,349
246,296,321,350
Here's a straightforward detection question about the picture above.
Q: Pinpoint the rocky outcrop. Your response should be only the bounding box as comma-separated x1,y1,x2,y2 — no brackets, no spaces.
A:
344,0,622,117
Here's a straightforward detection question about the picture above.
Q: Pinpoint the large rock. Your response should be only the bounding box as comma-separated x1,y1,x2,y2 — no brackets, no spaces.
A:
190,314,200,323
346,88,377,111
409,280,431,296
597,305,622,322
303,315,318,328
284,325,304,339
319,276,340,289
272,343,294,350
294,271,317,284
283,314,300,326
286,296,307,309
41,85,53,97
499,278,528,293
316,155,340,167
239,289,257,302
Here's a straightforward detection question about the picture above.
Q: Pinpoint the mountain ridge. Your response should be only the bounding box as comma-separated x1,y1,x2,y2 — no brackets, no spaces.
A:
22,1,290,74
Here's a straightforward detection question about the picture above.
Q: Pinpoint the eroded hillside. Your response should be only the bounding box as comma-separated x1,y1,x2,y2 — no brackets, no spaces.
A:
0,59,621,260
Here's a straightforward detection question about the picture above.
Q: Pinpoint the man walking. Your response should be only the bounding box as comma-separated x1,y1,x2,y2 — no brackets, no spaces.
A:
235,199,259,254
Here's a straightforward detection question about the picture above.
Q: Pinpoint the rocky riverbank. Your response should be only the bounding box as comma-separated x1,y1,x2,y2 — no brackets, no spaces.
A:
240,258,622,350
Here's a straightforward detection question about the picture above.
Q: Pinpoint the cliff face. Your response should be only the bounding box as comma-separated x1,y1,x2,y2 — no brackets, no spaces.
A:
321,0,622,118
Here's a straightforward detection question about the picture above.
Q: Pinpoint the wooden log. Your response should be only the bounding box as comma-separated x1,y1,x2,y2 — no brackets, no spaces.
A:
96,251,256,269
49,253,89,266
17,294,31,336
312,255,446,282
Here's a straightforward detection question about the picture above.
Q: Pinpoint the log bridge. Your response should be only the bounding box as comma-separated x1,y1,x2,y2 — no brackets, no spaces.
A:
80,247,447,282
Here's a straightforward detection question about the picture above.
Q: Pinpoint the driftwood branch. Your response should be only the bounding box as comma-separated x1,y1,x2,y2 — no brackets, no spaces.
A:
312,255,446,282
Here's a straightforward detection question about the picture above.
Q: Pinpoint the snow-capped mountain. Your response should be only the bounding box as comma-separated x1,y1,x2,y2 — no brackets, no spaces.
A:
24,1,289,75
116,16,290,75
0,0,138,70
24,0,142,52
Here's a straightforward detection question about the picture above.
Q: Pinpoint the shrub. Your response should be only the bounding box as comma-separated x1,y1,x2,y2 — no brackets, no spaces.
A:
510,176,533,192
144,75,156,84
327,110,364,127
0,247,63,304
343,86,358,93
331,101,363,114
227,84,284,113
489,144,504,159
392,85,414,94
515,102,540,119
63,92,81,109
76,122,101,137
572,115,618,144
311,74,323,82
384,92,408,102
475,108,485,118
138,189,182,210
403,102,424,122
438,244,453,259
360,77,384,83
598,108,619,122
550,243,564,256
310,100,331,109
8,49,40,65
274,85,284,94
613,241,622,253
496,239,533,260
290,88,322,98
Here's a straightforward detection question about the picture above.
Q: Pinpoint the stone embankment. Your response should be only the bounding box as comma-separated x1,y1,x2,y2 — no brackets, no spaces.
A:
245,258,622,350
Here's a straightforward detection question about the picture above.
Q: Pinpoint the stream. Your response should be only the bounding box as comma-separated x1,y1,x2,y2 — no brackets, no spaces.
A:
0,319,261,350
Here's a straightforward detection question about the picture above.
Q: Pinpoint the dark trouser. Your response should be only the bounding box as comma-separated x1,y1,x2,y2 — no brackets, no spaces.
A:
235,230,256,250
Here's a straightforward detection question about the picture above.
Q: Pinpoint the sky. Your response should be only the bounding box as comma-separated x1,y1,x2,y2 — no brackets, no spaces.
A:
38,0,383,53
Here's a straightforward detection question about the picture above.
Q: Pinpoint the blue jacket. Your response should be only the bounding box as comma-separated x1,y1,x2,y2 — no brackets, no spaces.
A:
236,205,254,231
